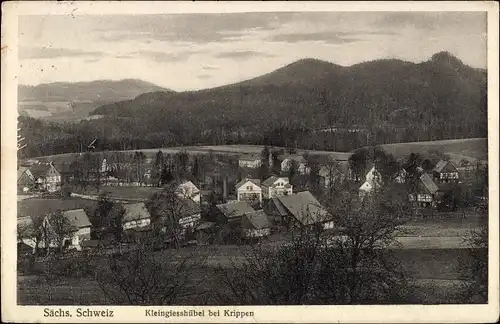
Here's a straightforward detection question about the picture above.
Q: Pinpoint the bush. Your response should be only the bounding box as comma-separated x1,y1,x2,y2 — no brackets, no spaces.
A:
61,185,72,199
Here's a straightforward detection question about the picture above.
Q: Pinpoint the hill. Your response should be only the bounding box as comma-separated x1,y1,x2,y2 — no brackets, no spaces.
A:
18,79,171,122
17,52,487,158
91,51,487,137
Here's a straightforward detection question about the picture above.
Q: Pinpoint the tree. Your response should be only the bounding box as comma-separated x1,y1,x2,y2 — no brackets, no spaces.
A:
214,185,414,305
146,181,190,249
133,151,147,186
192,156,201,181
43,210,76,253
349,148,371,182
91,238,211,305
151,150,164,187
459,211,488,303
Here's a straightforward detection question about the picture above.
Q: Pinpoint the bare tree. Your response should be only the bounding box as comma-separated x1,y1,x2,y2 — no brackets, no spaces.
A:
92,237,211,305
43,210,77,254
213,185,414,305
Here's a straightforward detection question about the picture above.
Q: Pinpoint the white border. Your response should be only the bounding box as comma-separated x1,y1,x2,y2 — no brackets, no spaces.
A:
2,1,499,323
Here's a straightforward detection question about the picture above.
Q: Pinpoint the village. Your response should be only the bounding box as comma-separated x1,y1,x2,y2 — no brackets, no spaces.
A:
17,144,488,256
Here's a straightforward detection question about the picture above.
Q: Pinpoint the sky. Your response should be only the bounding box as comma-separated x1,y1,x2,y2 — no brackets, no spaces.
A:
18,12,487,91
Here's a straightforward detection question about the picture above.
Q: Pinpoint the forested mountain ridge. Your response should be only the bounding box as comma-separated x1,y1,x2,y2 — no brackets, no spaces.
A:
18,52,487,158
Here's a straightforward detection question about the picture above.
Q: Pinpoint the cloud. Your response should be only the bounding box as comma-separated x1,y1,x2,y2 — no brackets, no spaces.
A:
215,51,275,59
197,74,213,79
375,12,486,31
19,46,106,60
141,50,197,62
268,30,398,45
202,65,220,71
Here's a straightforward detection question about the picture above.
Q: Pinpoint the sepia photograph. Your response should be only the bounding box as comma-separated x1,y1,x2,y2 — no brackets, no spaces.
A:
2,1,499,323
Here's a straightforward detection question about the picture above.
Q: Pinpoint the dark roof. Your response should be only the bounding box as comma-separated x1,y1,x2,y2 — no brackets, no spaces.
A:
17,166,30,181
29,164,51,178
235,178,261,190
269,198,289,216
262,176,279,187
433,160,457,173
122,202,151,222
420,173,439,194
243,210,272,230
277,191,330,226
62,209,92,229
216,201,255,219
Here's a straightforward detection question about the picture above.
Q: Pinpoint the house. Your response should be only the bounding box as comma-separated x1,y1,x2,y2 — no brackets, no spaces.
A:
57,209,92,250
238,154,262,169
18,166,35,193
177,180,201,203
215,201,255,223
264,191,332,229
433,160,459,184
261,176,293,199
409,173,440,207
122,202,151,230
241,210,272,239
358,166,383,199
29,163,61,192
28,209,92,251
236,178,262,205
194,221,217,245
178,199,202,230
280,155,310,175
318,162,350,188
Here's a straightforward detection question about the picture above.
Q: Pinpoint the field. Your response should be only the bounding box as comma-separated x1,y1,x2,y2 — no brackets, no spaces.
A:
31,138,487,167
72,186,163,202
377,138,487,162
18,197,98,218
17,247,479,305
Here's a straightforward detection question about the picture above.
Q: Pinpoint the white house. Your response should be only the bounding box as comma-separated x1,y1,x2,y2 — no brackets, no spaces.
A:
358,166,383,199
177,180,201,203
261,176,293,199
236,178,262,205
60,209,92,250
122,202,151,230
238,154,262,169
281,155,310,175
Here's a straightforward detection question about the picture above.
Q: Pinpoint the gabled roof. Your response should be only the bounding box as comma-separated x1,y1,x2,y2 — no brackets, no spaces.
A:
269,198,289,216
122,202,151,222
276,191,330,226
433,160,456,173
18,166,30,181
262,176,279,187
420,173,439,194
243,210,272,230
216,201,255,219
62,209,92,229
29,164,52,178
235,178,261,190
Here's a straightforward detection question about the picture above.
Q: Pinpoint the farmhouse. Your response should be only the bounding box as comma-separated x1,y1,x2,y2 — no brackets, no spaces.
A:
264,191,332,229
241,210,272,239
29,163,61,192
236,178,262,205
20,208,92,252
214,201,255,223
280,155,310,175
261,176,293,199
122,202,151,230
433,160,459,184
409,173,439,207
177,180,201,203
18,166,35,193
238,154,262,169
